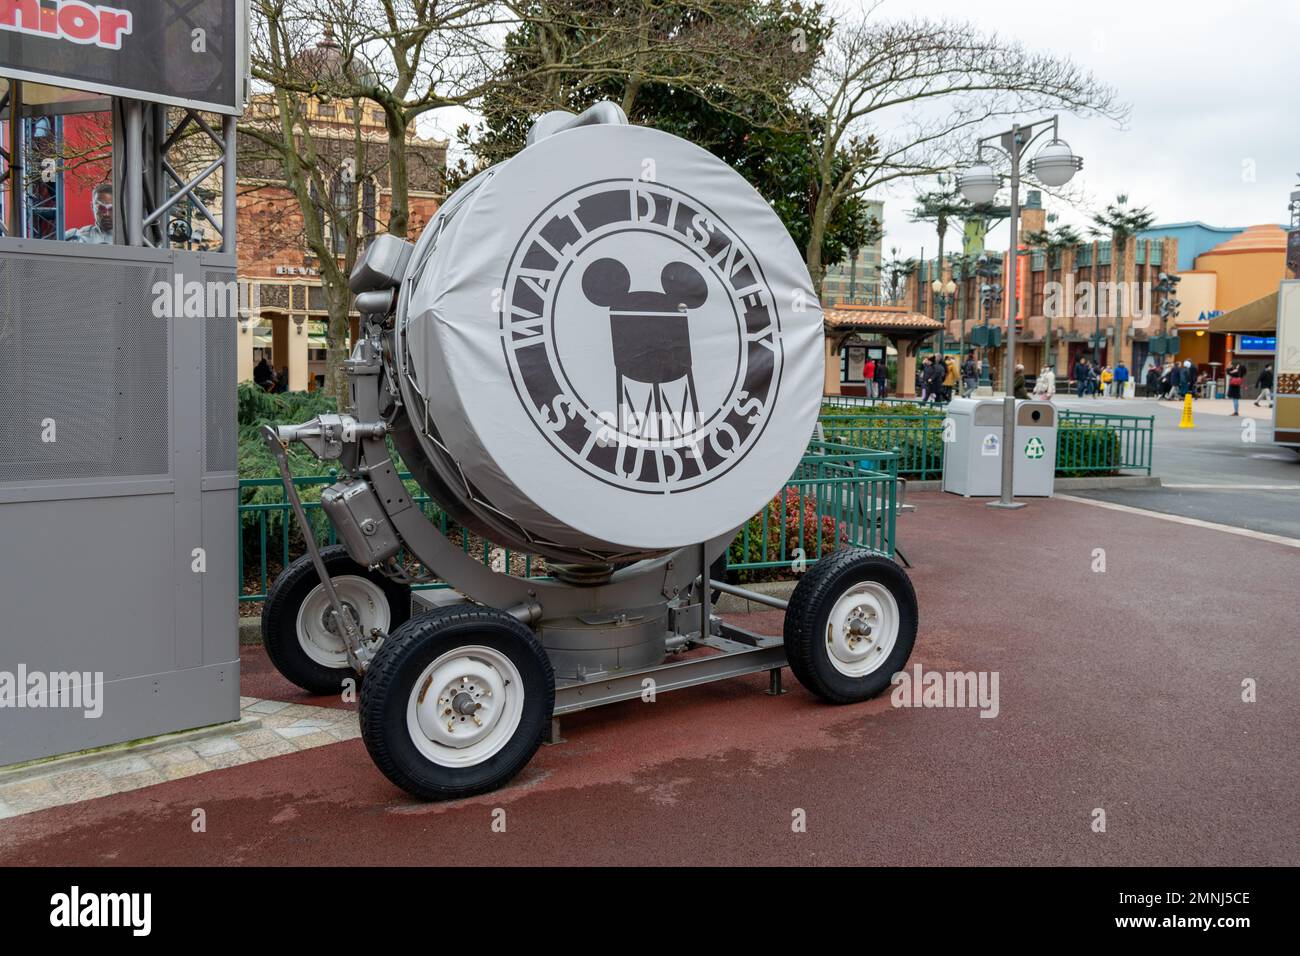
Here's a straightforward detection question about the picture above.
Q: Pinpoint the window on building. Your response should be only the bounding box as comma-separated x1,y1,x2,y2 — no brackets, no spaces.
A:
1031,270,1045,317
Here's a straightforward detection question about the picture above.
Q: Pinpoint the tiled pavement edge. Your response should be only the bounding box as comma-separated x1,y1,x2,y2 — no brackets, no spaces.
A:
0,697,359,819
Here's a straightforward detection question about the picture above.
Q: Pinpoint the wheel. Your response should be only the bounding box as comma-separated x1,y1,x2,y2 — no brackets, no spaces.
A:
262,545,411,695
783,549,917,704
359,605,555,800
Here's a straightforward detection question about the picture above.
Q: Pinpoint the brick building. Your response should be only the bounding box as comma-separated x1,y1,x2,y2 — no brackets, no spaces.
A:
235,94,447,390
904,205,1180,386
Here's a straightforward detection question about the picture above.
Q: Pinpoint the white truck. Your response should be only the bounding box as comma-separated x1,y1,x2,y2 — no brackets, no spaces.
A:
1275,280,1300,452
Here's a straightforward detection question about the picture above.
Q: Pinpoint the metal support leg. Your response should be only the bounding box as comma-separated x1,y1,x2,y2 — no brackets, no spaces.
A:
260,425,373,670
5,80,22,238
222,115,238,253
124,99,144,246
544,717,565,745
767,668,786,696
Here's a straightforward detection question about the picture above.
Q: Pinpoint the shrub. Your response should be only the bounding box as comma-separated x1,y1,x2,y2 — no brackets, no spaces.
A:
1056,422,1121,476
727,486,849,583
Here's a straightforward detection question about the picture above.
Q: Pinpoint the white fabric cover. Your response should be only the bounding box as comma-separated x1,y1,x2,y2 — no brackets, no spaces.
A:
398,122,822,558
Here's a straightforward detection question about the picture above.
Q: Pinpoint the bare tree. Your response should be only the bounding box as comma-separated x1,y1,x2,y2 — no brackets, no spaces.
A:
795,4,1127,288
244,3,394,403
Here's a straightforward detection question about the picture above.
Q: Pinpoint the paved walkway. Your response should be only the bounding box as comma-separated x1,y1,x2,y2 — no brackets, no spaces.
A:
0,492,1295,865
0,699,357,819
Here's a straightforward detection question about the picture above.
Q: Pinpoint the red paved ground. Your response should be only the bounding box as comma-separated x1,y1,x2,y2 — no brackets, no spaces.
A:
2,493,1296,866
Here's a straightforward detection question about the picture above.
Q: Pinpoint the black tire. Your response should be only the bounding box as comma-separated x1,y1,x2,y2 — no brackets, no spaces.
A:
783,549,917,704
262,545,411,696
359,605,555,801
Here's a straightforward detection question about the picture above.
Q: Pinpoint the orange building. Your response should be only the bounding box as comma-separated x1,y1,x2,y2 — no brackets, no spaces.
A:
1172,225,1289,384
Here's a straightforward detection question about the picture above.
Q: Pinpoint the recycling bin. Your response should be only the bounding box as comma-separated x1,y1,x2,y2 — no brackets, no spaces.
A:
943,398,1058,497
942,398,1006,496
1011,400,1057,497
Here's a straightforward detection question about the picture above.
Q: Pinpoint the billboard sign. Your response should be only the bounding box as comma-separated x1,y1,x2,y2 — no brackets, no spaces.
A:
0,0,247,115
1237,335,1276,353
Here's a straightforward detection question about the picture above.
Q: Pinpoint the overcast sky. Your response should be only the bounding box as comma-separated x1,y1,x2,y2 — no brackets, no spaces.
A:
861,0,1300,262
422,0,1300,264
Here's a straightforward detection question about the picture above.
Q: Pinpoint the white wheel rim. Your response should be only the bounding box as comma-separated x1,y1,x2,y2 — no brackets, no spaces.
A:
406,645,525,768
825,581,900,678
294,575,390,668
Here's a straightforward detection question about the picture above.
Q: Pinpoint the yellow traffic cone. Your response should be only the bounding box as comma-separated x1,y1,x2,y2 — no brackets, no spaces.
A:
1178,393,1195,429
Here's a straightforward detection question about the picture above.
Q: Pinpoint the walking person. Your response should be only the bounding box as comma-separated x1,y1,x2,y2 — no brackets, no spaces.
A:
863,355,877,399
1033,365,1057,401
1177,360,1194,400
917,357,930,402
1073,356,1090,398
1114,361,1130,399
1145,362,1160,398
1254,364,1273,407
961,350,978,398
923,356,945,404
942,354,959,402
874,356,888,399
1012,363,1030,399
1226,360,1246,416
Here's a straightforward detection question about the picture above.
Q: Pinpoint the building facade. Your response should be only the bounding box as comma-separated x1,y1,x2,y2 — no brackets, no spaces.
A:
1159,223,1290,388
236,95,447,391
819,200,886,305
904,207,1183,385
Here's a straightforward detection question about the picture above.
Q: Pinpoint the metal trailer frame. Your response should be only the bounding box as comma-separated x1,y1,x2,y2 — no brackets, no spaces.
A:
262,312,800,732
260,105,917,800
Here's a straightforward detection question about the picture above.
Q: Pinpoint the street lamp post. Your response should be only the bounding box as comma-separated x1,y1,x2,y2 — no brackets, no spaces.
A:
976,254,1002,388
1155,271,1181,358
958,117,1083,509
932,276,957,359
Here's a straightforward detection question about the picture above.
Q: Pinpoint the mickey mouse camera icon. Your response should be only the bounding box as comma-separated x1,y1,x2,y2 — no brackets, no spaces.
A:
581,257,709,442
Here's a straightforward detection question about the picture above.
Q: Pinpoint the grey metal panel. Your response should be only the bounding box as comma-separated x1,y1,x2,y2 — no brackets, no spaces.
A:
0,245,240,765
0,661,239,767
171,252,206,671
0,493,179,674
201,489,239,668
202,275,238,475
0,250,170,482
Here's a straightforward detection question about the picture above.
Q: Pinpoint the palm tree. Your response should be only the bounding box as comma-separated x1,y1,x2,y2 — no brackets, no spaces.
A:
910,178,973,351
1023,220,1082,370
947,252,979,355
1090,195,1156,365
882,246,918,307
843,208,883,303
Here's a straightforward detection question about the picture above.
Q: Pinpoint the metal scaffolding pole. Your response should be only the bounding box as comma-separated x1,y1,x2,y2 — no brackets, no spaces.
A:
6,80,23,238
222,114,237,253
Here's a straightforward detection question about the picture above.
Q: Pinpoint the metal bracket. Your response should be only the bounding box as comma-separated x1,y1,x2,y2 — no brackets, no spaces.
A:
260,425,377,671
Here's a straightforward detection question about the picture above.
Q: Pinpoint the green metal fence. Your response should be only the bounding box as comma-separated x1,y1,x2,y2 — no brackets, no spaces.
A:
238,444,900,602
817,403,1154,480
723,445,898,576
819,413,945,479
1057,410,1154,476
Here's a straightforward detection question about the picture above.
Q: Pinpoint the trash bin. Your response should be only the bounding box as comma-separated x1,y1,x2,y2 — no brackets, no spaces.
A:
942,397,1006,497
943,398,1058,497
1011,400,1057,497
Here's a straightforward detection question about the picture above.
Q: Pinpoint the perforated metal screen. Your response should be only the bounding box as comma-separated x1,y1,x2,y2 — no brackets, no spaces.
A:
0,253,171,482
203,268,238,475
